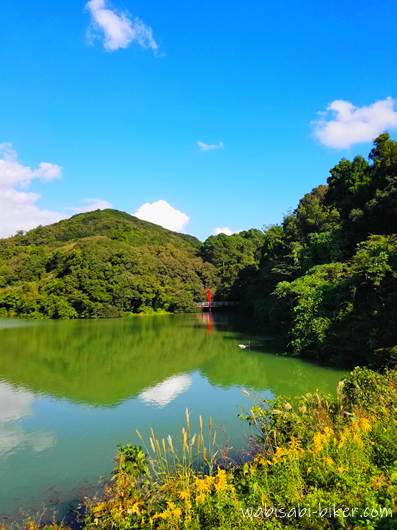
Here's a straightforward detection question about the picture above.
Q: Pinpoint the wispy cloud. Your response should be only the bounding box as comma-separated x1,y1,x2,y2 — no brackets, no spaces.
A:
72,198,113,213
134,199,190,232
86,0,158,53
213,227,234,236
0,143,61,188
313,97,397,149
197,140,224,152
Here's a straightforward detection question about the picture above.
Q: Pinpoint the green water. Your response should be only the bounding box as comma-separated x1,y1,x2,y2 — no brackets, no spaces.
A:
0,314,346,520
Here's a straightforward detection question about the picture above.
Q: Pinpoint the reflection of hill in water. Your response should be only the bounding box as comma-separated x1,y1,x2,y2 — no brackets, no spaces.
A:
0,315,345,406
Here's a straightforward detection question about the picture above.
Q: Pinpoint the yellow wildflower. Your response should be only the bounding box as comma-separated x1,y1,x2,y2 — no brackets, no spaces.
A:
179,488,190,501
273,446,288,463
91,502,106,515
322,456,334,466
254,454,268,467
127,501,142,515
196,493,206,504
338,428,349,448
288,437,303,457
352,432,364,448
215,467,228,493
172,506,182,520
313,432,325,453
154,501,182,522
195,475,213,504
312,428,333,453
357,416,371,433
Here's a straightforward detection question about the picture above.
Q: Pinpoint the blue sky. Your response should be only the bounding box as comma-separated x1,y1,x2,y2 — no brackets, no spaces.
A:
1,0,397,239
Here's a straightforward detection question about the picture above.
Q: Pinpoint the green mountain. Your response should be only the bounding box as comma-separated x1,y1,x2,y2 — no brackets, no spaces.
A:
0,209,217,318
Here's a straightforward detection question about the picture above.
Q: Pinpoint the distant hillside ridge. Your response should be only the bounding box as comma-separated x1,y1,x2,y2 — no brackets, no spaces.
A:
3,209,200,248
0,209,218,318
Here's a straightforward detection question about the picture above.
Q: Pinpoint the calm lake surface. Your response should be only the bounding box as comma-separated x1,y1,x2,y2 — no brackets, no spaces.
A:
0,313,347,520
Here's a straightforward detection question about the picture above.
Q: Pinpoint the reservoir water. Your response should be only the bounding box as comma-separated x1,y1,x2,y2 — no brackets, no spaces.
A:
0,314,346,521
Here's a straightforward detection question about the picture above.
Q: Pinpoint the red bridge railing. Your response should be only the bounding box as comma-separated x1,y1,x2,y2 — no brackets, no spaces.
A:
195,301,238,309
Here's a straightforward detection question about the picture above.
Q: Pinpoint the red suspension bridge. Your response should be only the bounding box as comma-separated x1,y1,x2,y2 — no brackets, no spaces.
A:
195,289,237,311
195,301,238,310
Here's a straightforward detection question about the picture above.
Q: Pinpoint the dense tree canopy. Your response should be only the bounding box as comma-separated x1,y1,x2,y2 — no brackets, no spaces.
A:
237,134,397,367
200,229,265,299
0,210,217,318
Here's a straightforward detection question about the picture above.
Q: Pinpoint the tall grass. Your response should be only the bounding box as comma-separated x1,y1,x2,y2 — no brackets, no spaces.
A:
136,408,220,480
20,368,397,529
82,368,396,529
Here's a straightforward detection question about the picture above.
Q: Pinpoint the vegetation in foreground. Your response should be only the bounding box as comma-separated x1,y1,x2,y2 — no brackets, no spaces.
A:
19,368,396,529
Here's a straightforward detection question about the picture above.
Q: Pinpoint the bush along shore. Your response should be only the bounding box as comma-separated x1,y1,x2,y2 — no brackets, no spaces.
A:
19,367,396,530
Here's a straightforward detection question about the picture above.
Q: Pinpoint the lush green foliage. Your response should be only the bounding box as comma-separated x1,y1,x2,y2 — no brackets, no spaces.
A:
79,368,396,529
200,229,265,299
272,235,397,366
0,210,217,318
232,134,397,367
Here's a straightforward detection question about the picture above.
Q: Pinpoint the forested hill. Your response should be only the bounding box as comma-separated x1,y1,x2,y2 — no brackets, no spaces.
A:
0,209,217,318
8,209,201,249
203,133,397,368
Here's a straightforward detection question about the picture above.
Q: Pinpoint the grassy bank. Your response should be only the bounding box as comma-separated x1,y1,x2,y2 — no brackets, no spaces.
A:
21,367,396,530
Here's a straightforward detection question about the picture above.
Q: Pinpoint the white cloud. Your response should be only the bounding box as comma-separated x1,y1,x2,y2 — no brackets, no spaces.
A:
134,199,190,232
0,143,64,238
139,374,192,407
213,227,234,236
0,144,116,238
0,382,56,457
86,0,158,52
313,97,397,149
0,189,63,238
73,198,113,213
0,143,62,189
197,140,224,152
0,382,33,423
